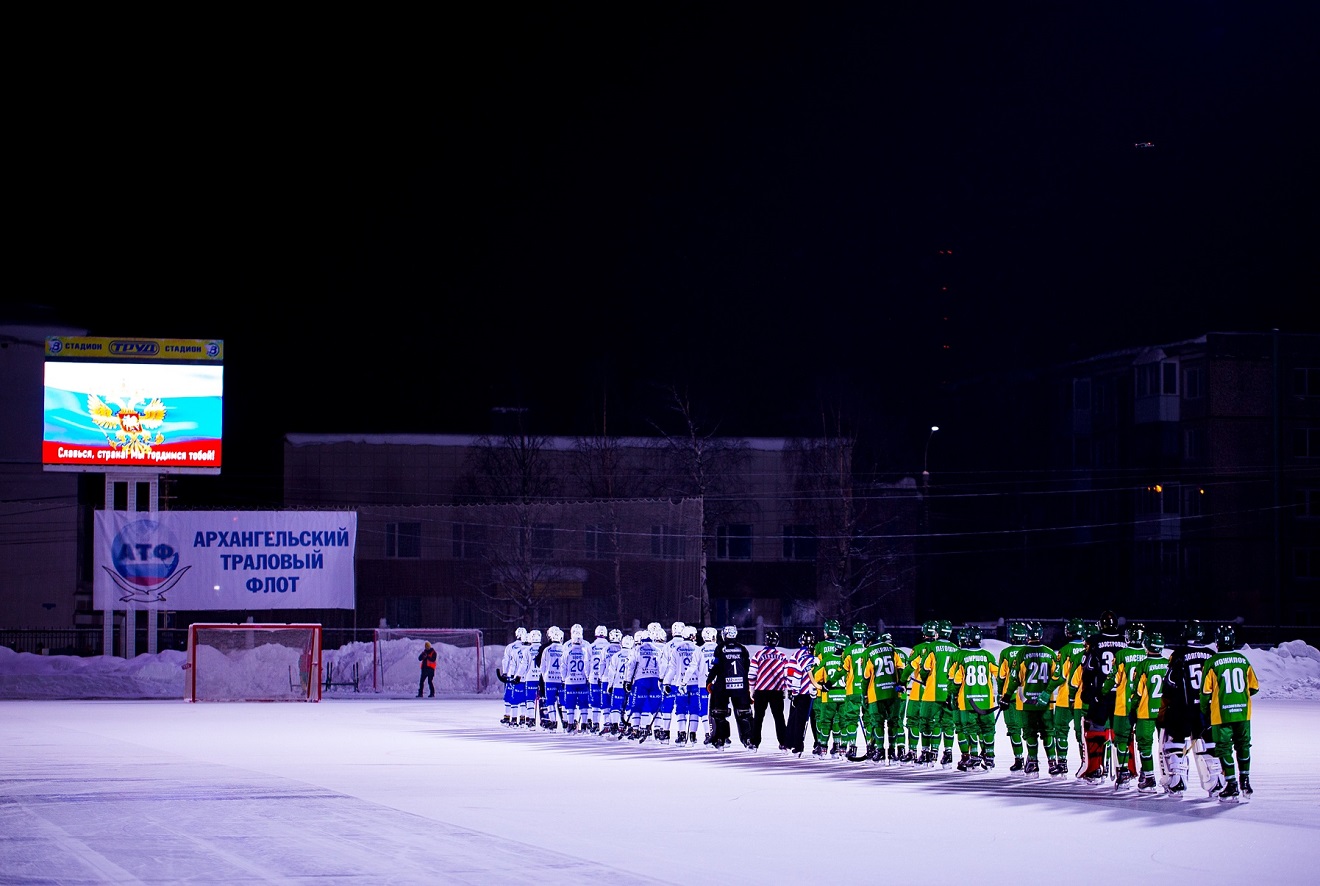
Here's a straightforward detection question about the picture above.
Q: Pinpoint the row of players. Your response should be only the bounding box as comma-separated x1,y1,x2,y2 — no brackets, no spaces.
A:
495,614,1258,803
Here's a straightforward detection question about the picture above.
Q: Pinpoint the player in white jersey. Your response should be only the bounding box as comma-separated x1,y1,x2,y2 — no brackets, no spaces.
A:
625,625,667,740
601,634,635,738
661,625,699,745
587,626,613,733
684,627,720,744
520,630,543,728
560,625,593,733
499,627,528,726
538,626,568,730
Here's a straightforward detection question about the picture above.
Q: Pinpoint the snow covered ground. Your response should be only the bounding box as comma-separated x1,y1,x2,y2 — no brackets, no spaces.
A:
2,640,1319,884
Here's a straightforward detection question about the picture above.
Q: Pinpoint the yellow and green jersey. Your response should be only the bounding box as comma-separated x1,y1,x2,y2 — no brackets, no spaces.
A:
998,644,1027,710
1107,645,1149,716
812,644,848,702
841,641,871,697
862,642,904,701
1003,644,1056,710
1200,651,1259,725
1053,640,1086,708
948,648,1000,712
1125,653,1169,720
914,639,960,703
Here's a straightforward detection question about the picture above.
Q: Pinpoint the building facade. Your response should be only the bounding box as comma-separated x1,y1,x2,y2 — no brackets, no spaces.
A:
281,433,921,639
934,330,1320,626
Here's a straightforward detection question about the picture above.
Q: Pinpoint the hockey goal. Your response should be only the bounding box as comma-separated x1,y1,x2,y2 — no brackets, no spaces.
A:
372,628,486,694
186,623,323,702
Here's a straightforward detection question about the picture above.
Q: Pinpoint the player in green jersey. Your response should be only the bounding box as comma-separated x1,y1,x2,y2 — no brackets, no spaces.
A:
811,634,849,758
1049,618,1088,776
860,630,906,763
1107,622,1149,787
1000,621,1057,777
839,623,872,758
911,619,960,767
997,621,1029,771
1125,631,1169,794
1200,624,1259,803
948,626,1000,770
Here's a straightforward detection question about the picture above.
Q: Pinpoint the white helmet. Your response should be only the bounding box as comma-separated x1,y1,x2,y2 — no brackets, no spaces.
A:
620,634,635,649
548,626,564,643
701,627,718,643
514,627,527,641
684,626,697,640
570,624,584,640
634,630,648,644
594,625,608,638
671,621,686,638
722,625,739,640
608,628,622,643
649,624,666,642
528,630,542,645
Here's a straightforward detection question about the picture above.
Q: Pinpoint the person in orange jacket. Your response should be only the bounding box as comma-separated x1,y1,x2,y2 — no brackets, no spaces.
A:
418,641,437,697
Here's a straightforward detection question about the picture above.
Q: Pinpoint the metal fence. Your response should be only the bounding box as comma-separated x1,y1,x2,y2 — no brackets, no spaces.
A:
4,621,1318,658
0,627,381,658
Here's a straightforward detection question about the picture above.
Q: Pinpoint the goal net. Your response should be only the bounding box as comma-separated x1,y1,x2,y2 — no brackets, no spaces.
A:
372,628,486,694
186,623,323,702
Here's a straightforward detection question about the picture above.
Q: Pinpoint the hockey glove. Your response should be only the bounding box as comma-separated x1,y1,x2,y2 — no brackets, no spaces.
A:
996,696,1011,712
623,682,633,694
511,677,522,684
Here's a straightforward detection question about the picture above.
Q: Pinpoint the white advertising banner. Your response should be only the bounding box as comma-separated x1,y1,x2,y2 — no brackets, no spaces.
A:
94,511,357,610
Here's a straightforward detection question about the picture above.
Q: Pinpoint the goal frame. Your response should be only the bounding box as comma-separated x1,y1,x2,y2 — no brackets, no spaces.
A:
372,628,486,694
185,622,323,702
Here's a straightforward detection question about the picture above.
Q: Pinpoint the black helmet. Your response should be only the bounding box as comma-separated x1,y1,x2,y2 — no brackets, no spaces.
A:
798,629,815,648
1099,611,1118,633
1216,623,1238,651
764,630,780,648
964,626,983,648
1177,619,1205,645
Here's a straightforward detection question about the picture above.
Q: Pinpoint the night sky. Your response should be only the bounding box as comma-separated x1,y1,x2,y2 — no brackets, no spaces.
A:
19,4,1318,504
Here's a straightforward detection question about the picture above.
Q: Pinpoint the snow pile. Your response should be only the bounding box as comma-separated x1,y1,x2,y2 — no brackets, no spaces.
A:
0,648,188,699
1,639,1317,700
1244,641,1320,699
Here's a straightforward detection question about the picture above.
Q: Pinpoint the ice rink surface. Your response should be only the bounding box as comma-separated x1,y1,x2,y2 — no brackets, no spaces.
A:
3,696,1318,885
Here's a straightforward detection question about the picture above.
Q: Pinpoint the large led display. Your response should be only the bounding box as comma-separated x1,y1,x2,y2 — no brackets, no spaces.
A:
43,337,224,474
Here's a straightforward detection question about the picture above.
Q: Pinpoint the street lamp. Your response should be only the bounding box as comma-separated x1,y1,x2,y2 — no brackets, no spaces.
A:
923,425,940,483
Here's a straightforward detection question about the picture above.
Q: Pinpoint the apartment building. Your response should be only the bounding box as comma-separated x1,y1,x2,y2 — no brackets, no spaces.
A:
934,330,1320,626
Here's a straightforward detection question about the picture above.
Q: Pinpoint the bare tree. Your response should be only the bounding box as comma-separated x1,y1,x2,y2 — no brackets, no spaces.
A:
570,396,655,627
790,405,916,628
456,425,563,628
649,385,750,626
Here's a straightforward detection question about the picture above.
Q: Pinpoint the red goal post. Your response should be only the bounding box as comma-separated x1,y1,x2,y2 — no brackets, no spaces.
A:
372,628,487,694
185,623,323,702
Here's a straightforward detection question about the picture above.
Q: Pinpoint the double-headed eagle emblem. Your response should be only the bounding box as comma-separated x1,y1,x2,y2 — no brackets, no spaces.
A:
87,394,168,455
